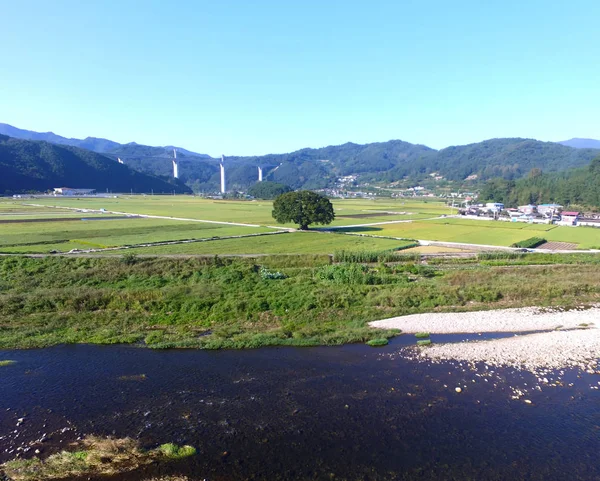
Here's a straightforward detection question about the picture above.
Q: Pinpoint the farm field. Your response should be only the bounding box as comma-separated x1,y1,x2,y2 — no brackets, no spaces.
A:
94,232,414,255
340,218,600,248
19,196,453,227
0,217,271,253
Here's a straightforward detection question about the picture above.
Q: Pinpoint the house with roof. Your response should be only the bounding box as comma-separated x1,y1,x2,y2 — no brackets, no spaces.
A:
558,211,579,226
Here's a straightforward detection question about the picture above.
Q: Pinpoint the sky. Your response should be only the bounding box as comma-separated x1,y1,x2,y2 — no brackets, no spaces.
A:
2,0,600,156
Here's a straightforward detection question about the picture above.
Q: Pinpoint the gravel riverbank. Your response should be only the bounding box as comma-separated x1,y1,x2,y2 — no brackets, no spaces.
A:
371,306,600,371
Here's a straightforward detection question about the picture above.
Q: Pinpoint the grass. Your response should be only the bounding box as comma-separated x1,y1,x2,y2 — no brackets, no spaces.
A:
366,338,389,347
511,237,546,248
158,443,197,459
1,436,196,480
417,339,432,346
0,360,17,366
340,218,600,248
91,232,414,255
1,255,600,350
414,332,430,338
0,217,272,253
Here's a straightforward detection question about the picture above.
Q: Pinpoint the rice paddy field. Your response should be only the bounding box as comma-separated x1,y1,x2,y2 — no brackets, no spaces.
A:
1,196,600,253
96,232,414,255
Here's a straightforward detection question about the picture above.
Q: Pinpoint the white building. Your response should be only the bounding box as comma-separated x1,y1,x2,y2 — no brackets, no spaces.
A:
485,202,504,213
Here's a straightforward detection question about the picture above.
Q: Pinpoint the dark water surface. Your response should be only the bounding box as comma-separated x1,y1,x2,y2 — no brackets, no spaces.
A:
1,338,599,481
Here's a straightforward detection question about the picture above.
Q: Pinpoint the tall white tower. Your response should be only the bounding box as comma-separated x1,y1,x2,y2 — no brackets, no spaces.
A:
220,154,226,194
172,149,179,179
258,166,263,182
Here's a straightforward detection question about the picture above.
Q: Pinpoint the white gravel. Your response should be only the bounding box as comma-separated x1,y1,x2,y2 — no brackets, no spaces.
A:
369,305,599,333
371,306,600,371
419,329,600,371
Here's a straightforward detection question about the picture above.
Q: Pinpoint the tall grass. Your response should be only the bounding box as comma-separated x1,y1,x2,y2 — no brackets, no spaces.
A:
333,249,420,263
1,256,600,350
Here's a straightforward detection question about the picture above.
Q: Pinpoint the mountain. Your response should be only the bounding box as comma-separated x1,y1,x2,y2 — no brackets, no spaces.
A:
0,123,210,157
3,123,600,192
0,135,191,195
558,138,600,149
405,138,600,182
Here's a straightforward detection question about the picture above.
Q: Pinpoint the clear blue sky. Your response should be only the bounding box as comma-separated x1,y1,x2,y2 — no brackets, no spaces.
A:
2,0,599,156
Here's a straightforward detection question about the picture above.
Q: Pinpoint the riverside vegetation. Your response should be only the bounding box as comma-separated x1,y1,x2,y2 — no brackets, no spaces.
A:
1,252,600,349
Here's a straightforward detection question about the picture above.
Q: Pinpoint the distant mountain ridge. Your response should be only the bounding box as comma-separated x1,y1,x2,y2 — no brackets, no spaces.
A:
558,138,600,149
2,123,600,192
0,134,190,195
0,123,211,158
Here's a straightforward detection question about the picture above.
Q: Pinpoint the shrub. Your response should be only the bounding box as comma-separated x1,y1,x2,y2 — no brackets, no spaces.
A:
158,443,197,459
511,237,546,249
417,339,432,346
366,338,389,347
414,332,430,338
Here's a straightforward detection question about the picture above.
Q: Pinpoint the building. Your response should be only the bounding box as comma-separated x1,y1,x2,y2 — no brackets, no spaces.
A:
53,188,96,196
518,204,537,215
485,202,504,213
559,211,579,226
537,203,562,216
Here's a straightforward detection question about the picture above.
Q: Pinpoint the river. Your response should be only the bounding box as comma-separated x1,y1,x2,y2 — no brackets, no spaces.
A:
1,337,599,480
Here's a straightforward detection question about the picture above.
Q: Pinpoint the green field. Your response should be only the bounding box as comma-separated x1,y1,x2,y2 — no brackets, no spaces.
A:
340,218,600,248
95,232,414,255
16,196,454,227
3,196,600,253
0,217,271,253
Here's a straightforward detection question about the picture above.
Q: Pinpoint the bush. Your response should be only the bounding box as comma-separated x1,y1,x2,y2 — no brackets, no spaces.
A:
511,237,546,249
417,339,432,346
333,249,420,263
259,266,286,280
158,443,197,459
366,338,389,347
414,332,430,338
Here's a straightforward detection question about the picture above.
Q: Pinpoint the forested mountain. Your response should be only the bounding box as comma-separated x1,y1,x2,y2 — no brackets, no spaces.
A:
0,135,190,195
480,155,600,209
3,123,600,192
559,138,600,149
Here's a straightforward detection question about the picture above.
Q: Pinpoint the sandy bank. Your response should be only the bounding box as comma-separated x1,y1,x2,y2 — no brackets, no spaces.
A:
369,306,599,333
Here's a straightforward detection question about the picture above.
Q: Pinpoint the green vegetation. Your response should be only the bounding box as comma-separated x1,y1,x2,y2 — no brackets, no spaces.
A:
0,216,272,253
481,155,600,209
0,135,189,195
2,255,600,350
415,332,430,339
96,232,413,256
248,181,291,199
511,237,546,248
333,249,419,263
158,443,197,459
366,338,389,347
0,360,17,366
1,436,196,481
272,191,335,230
417,339,432,346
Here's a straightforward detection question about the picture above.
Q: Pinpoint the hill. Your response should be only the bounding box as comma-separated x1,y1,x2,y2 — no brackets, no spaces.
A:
0,135,191,195
480,155,600,209
0,123,210,157
558,138,600,149
3,123,600,191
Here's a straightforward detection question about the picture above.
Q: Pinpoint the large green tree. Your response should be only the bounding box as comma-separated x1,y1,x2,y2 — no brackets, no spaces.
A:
272,191,335,230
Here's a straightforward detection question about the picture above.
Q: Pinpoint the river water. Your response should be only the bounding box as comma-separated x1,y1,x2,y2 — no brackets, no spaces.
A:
1,337,599,480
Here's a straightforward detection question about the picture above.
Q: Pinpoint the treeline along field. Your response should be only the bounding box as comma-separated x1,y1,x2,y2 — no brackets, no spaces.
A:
1,254,600,350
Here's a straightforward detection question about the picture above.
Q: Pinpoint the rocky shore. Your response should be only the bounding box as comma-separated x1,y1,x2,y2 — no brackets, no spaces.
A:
371,306,600,371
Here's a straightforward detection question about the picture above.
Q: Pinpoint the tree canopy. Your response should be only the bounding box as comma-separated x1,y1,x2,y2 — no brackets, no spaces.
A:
480,155,600,210
248,181,291,199
272,191,335,230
